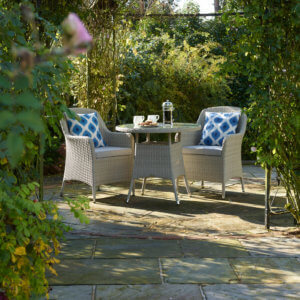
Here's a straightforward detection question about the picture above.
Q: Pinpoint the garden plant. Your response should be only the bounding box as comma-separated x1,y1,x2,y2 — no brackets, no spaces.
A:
0,3,90,298
0,0,299,298
221,0,299,225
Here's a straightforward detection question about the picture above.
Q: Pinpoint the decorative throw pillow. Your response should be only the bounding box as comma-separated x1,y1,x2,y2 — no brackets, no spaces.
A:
199,112,240,146
66,112,106,148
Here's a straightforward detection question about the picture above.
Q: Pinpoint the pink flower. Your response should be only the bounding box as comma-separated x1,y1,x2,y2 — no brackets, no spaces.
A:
251,147,257,152
62,13,92,54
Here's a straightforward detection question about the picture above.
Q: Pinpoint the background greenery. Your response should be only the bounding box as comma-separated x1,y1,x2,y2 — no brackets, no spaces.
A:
221,0,299,223
0,0,299,298
0,2,89,298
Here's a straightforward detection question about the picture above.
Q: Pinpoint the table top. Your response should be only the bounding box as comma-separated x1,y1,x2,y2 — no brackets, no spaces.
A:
115,123,201,134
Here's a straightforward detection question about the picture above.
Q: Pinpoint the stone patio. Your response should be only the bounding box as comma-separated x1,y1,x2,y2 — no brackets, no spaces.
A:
43,165,299,299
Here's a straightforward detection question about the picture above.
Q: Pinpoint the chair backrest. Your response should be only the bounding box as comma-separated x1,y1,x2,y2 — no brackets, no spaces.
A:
60,107,110,140
196,106,247,136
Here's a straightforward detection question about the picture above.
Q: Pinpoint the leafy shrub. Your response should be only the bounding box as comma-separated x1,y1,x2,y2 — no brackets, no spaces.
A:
0,3,90,298
222,0,300,223
118,31,229,124
0,178,89,299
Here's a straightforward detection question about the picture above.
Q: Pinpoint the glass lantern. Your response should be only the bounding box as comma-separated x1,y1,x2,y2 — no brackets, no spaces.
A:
162,99,173,127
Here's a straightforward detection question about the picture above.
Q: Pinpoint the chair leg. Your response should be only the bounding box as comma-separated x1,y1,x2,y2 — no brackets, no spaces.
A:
183,176,191,196
127,178,135,203
241,177,245,192
176,177,179,194
201,180,205,189
92,185,96,203
172,177,180,205
141,178,147,195
60,180,65,197
222,182,226,199
132,179,135,196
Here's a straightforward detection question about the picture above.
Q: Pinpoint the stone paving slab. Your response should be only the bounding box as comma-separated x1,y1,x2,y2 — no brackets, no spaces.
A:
161,258,237,284
58,239,95,258
239,237,300,258
242,165,277,180
49,166,295,239
94,237,182,258
48,259,161,285
180,239,250,258
229,257,300,284
95,284,203,300
43,285,93,300
203,283,300,300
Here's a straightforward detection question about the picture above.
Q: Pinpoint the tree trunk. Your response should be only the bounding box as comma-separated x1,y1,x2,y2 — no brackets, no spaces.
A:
214,0,221,12
139,0,145,14
264,165,271,229
86,49,92,108
111,15,117,128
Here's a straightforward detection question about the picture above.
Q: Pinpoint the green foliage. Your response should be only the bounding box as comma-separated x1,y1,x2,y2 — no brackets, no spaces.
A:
117,19,230,123
69,4,128,126
0,176,89,299
0,3,90,298
0,2,72,172
69,1,232,129
222,0,300,223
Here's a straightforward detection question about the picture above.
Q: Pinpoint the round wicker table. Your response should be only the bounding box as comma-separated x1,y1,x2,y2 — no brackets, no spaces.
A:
115,123,201,204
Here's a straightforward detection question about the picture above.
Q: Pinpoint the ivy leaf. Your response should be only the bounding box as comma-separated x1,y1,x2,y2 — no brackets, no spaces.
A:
7,132,24,167
0,93,13,105
14,246,26,256
17,111,43,132
14,75,29,90
0,111,15,129
15,92,41,109
0,74,11,89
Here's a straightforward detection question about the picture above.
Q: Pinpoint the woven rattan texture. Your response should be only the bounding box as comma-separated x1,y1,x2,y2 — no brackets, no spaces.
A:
133,142,185,179
60,108,134,202
182,106,247,198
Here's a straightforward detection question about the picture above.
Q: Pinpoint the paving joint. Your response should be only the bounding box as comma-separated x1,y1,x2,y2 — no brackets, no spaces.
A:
177,239,185,257
91,285,96,300
67,231,298,240
199,284,207,300
91,239,97,259
158,258,164,284
228,259,242,283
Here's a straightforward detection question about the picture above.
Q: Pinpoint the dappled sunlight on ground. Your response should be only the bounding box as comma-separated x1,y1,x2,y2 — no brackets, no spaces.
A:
43,166,299,299
44,166,295,240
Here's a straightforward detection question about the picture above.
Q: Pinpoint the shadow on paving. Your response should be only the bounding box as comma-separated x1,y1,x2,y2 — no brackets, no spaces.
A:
43,173,300,299
51,177,295,239
95,190,289,223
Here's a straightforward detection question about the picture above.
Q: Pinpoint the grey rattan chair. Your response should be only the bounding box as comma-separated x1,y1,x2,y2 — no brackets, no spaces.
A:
181,106,247,199
60,108,134,202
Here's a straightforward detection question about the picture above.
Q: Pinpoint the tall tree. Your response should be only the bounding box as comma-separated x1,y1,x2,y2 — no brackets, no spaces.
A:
214,0,221,12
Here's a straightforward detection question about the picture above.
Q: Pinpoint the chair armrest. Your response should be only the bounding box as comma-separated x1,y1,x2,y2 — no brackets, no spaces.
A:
222,133,243,158
65,135,95,162
178,129,202,147
105,131,134,149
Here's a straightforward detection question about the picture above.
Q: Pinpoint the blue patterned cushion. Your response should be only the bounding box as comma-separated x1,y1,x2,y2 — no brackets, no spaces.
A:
199,112,240,146
66,112,106,148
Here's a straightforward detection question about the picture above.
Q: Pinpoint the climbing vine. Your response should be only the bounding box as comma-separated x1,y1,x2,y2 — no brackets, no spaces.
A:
222,0,300,224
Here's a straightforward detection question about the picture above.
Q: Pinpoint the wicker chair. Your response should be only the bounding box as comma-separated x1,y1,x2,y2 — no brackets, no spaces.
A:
60,108,134,202
181,106,247,199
